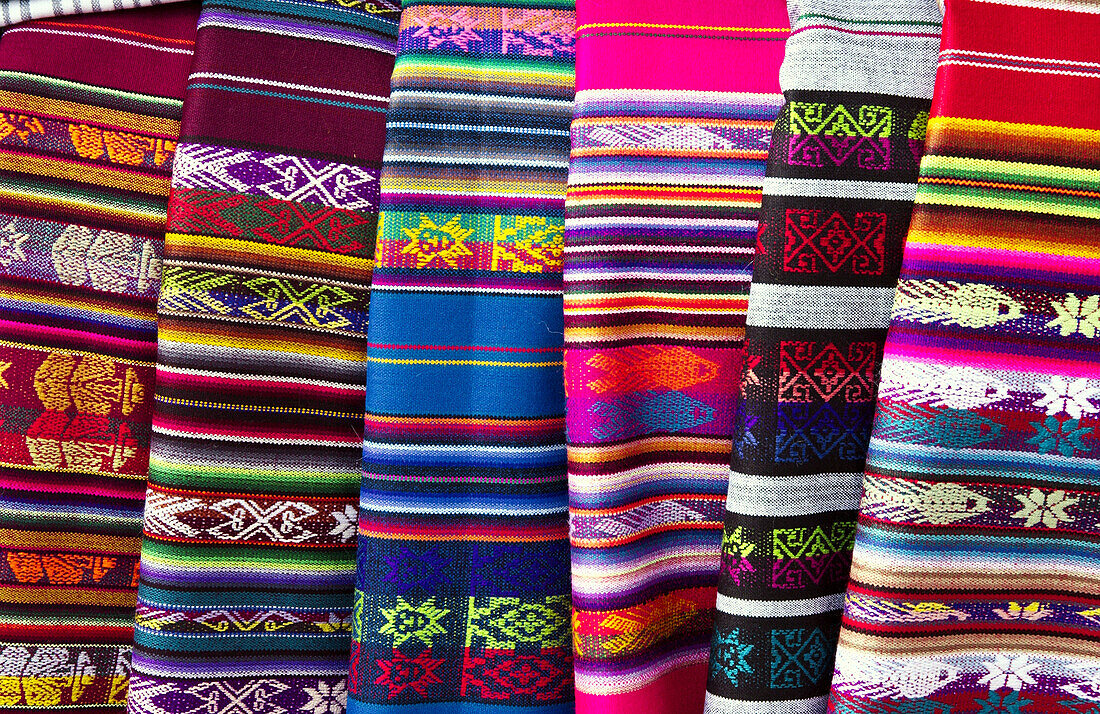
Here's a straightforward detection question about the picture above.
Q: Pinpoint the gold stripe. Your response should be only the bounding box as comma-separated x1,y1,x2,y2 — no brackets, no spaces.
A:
0,528,139,553
0,153,167,196
0,585,136,607
0,89,180,135
930,115,1100,145
165,233,374,273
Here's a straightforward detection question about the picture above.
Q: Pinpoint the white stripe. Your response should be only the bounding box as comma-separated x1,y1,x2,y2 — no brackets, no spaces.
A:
566,307,741,316
567,217,756,230
364,442,564,455
189,72,389,102
392,90,572,108
565,271,748,282
569,172,764,187
152,425,359,447
726,471,864,516
386,122,569,136
941,48,1100,70
195,19,398,55
4,26,192,53
717,593,844,618
746,283,896,329
155,365,362,390
704,694,828,714
939,59,1100,78
360,498,568,517
385,154,569,168
763,177,918,201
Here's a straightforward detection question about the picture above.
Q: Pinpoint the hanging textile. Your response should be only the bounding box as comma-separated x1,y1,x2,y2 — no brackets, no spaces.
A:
126,1,397,713
0,0,189,28
0,4,195,709
703,0,941,712
563,2,786,712
347,1,576,711
828,0,1100,711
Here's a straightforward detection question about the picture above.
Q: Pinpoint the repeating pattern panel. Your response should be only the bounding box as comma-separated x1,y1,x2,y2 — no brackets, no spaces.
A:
0,7,196,711
829,0,1100,712
348,2,577,712
704,1,942,713
564,3,788,712
127,2,398,714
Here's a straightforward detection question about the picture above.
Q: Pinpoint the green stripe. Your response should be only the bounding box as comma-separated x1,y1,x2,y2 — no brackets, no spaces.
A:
0,511,140,536
917,183,1100,219
395,54,575,75
0,71,182,118
138,585,355,609
141,540,356,568
134,629,349,652
149,460,359,497
922,154,1100,193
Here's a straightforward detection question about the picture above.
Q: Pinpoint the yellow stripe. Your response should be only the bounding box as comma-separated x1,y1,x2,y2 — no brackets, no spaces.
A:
0,586,136,607
0,89,180,135
367,357,563,367
576,22,788,32
0,528,139,553
0,286,155,323
917,191,1100,219
0,185,164,225
165,233,375,272
930,115,1100,144
0,339,153,367
0,152,168,196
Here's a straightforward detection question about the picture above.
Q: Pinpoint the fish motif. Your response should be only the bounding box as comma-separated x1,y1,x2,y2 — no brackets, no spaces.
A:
861,479,991,526
585,346,719,395
588,390,715,440
893,279,1024,329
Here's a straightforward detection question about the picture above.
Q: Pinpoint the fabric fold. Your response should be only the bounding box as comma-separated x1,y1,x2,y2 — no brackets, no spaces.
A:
0,4,196,709
347,1,576,711
564,2,788,712
704,0,941,712
829,0,1100,711
127,1,397,713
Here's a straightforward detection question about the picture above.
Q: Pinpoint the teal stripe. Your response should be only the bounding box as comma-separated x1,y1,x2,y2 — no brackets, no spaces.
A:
134,629,350,652
138,588,355,610
186,84,389,112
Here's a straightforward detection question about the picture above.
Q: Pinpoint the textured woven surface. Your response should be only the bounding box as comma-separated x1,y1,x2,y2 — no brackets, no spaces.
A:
564,2,787,712
829,0,1100,712
127,1,397,713
703,1,941,713
0,6,195,710
0,0,189,27
347,1,576,711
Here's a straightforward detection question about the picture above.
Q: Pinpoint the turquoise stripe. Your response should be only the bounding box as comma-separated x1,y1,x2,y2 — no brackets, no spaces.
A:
186,84,389,112
215,0,400,35
134,629,350,652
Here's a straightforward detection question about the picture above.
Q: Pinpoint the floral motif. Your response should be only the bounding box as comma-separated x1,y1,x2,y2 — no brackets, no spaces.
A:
374,650,444,699
712,628,754,686
978,688,1032,714
979,654,1038,691
1011,487,1079,528
493,602,568,644
382,547,450,595
1062,663,1100,701
1047,293,1100,338
721,526,756,586
300,680,346,714
1027,416,1092,456
992,601,1051,621
1034,376,1100,418
328,504,358,541
378,597,449,648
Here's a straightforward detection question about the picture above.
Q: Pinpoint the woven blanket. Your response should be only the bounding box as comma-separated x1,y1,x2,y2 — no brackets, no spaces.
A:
703,0,941,713
127,2,397,713
564,2,787,712
347,1,576,711
0,0,189,27
828,0,1100,712
0,5,195,710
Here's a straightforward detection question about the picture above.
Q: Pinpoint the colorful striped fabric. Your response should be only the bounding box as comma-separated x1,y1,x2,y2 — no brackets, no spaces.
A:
0,0,189,27
0,6,195,711
347,1,576,711
564,3,787,712
704,1,941,713
828,0,1100,712
127,1,397,713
